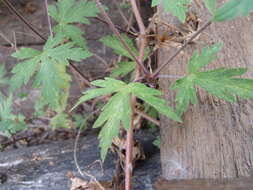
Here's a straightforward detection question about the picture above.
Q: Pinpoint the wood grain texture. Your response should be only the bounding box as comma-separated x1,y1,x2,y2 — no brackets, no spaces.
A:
154,178,253,190
157,0,253,180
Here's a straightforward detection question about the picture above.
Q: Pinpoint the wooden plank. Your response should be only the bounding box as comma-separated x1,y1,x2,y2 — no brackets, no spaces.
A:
155,178,253,190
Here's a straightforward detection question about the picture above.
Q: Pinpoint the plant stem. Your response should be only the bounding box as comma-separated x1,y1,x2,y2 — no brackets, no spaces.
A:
2,0,92,87
44,0,53,36
125,0,147,189
135,109,160,127
151,20,212,78
95,0,149,76
2,0,47,41
93,16,137,37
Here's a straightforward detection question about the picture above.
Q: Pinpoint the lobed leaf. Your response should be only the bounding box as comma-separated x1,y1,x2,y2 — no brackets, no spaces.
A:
100,34,138,60
171,44,253,116
213,0,253,22
131,83,181,122
110,61,136,78
73,78,181,161
11,35,89,110
203,0,217,14
0,64,8,85
48,0,99,48
187,43,223,74
94,92,131,161
0,95,27,137
151,0,192,22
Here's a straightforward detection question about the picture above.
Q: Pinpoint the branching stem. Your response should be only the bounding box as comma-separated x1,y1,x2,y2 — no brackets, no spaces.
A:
2,0,92,87
95,0,149,76
151,20,212,78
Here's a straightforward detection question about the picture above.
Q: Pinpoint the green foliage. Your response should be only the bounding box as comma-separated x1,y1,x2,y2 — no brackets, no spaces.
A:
100,34,139,59
110,61,136,78
120,1,131,9
100,34,149,78
153,136,160,148
101,34,137,78
144,104,159,129
0,64,8,85
10,35,90,111
73,78,180,161
73,114,87,129
203,0,216,14
0,95,27,137
151,0,192,22
171,43,253,116
48,0,99,48
51,112,71,129
213,0,253,21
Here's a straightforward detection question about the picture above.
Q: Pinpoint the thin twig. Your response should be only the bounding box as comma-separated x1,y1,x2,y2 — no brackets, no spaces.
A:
1,41,45,47
0,32,15,48
2,0,92,87
44,0,53,36
74,108,105,190
92,52,108,67
95,0,149,76
135,109,160,127
112,0,129,26
93,16,137,37
158,74,182,79
151,20,212,78
2,0,47,41
13,32,17,51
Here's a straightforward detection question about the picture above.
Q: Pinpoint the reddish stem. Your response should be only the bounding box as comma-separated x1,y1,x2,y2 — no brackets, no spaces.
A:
95,0,149,76
125,0,147,189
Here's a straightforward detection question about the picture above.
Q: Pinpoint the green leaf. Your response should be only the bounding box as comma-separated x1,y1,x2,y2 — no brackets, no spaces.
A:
100,34,138,60
187,43,223,74
73,78,181,161
152,0,160,7
11,35,90,110
48,0,99,48
195,68,253,101
72,78,126,110
171,44,253,116
50,112,71,129
153,136,160,148
170,77,197,116
151,0,192,22
144,103,159,129
10,57,40,91
94,92,131,161
213,0,253,22
0,64,8,85
0,95,27,137
12,48,40,59
203,0,216,14
110,61,136,78
130,83,182,122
